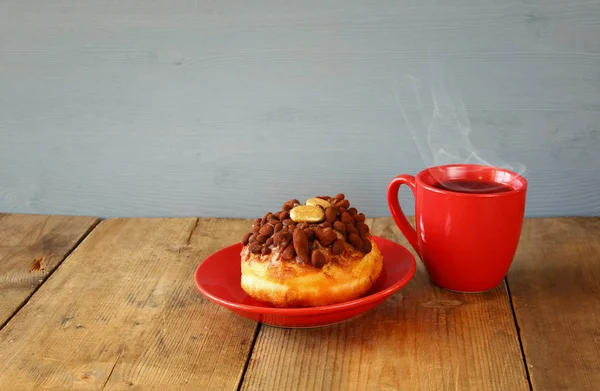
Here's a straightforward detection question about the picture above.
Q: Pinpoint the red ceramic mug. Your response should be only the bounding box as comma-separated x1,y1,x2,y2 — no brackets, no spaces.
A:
387,164,527,292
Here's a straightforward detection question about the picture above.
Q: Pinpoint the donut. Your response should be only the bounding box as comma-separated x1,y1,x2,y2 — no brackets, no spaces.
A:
240,194,383,308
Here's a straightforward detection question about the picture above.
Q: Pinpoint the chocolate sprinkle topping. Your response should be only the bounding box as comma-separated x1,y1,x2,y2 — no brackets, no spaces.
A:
241,194,371,268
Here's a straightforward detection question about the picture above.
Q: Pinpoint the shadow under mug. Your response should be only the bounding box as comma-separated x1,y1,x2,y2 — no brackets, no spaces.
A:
387,164,527,292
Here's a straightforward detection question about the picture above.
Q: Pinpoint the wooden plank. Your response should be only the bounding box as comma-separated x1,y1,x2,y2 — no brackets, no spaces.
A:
0,213,99,327
0,217,258,390
507,217,600,391
241,217,529,391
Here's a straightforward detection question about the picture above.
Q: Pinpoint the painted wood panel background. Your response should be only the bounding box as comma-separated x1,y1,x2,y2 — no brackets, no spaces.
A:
1,0,599,218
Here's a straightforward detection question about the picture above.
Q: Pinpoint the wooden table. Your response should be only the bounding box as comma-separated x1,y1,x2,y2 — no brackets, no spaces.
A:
0,214,598,390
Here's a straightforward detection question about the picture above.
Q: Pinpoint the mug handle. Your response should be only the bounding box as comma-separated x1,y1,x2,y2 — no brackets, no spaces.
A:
387,175,418,252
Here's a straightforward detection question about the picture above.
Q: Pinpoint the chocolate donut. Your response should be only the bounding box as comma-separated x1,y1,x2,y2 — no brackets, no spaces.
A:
240,194,383,308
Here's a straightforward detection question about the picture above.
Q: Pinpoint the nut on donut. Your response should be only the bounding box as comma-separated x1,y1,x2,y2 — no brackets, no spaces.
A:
240,194,383,308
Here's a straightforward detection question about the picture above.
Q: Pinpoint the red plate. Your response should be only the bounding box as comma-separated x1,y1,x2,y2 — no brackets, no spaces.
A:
195,236,416,328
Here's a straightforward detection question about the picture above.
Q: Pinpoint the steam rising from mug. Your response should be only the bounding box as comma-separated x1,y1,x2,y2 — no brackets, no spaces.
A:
393,61,526,191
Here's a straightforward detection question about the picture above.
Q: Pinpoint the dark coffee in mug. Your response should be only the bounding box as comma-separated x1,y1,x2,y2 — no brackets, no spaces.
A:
432,179,514,194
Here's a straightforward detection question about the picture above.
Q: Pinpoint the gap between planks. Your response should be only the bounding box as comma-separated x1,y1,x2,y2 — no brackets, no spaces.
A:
100,350,123,391
0,218,101,332
505,277,533,391
237,323,262,391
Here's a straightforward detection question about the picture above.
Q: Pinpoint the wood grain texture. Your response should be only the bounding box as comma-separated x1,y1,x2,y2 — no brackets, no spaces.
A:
507,217,600,391
0,218,257,390
0,213,98,327
1,1,600,218
241,217,529,391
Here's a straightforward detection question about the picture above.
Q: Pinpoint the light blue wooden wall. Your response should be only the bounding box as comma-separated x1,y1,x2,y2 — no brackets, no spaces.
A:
1,0,599,218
